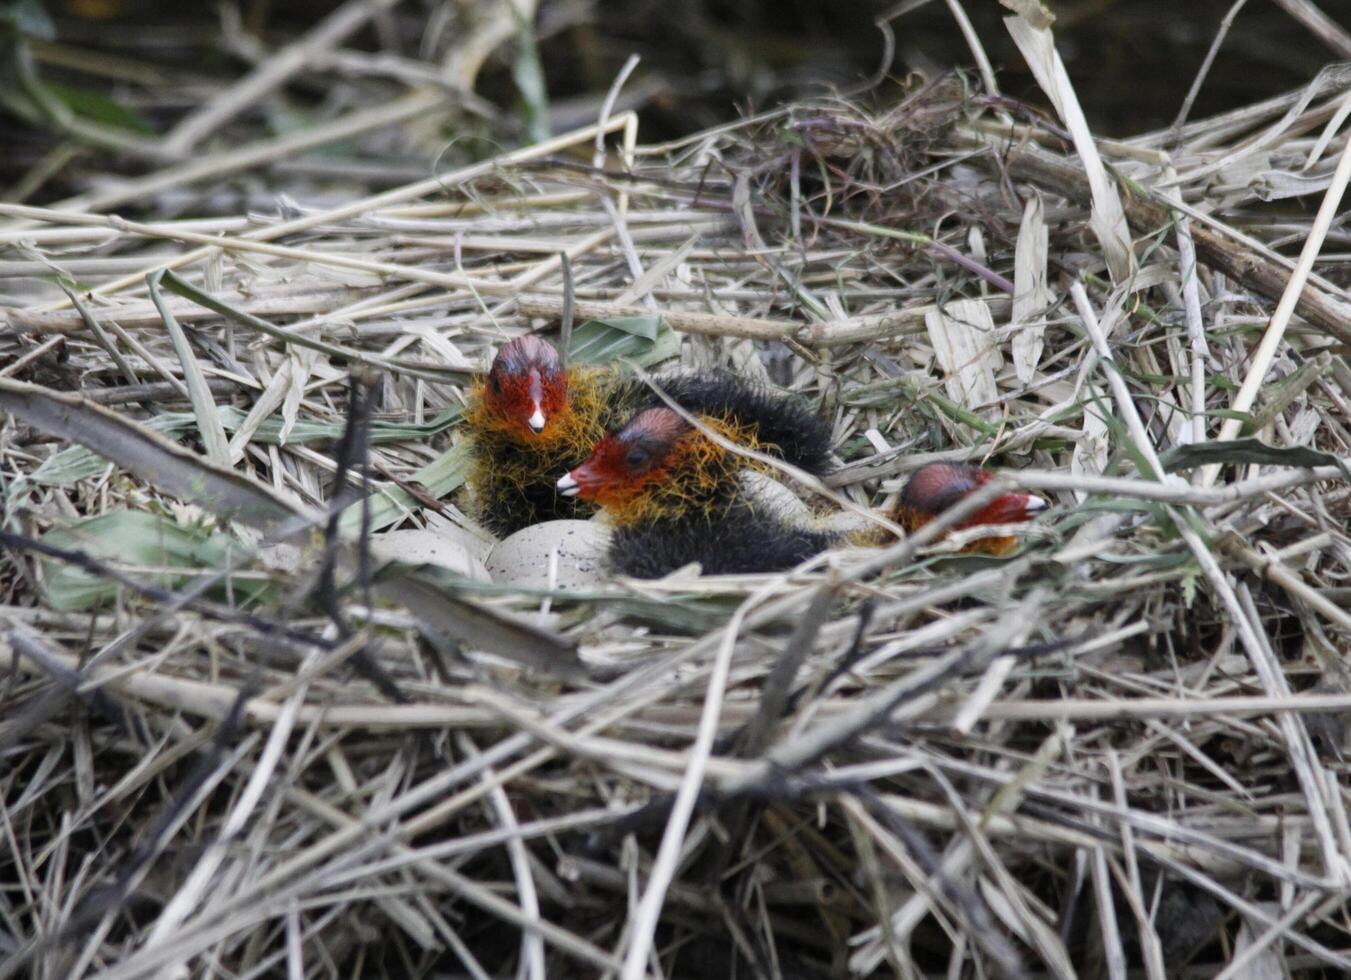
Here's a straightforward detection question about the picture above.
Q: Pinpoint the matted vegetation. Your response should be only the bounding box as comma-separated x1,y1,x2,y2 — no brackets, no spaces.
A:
3,1,1351,977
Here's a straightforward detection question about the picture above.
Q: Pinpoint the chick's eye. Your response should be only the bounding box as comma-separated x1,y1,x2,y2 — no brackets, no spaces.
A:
624,447,650,469
488,375,502,395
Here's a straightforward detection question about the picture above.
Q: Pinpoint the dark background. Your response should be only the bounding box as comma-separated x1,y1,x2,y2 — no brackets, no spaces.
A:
38,0,1348,134
4,0,1347,209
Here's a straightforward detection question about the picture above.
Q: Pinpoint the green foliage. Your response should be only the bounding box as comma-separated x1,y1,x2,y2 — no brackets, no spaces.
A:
39,510,267,610
567,315,678,367
0,0,53,39
41,79,155,133
1159,438,1351,479
342,440,475,535
511,16,550,144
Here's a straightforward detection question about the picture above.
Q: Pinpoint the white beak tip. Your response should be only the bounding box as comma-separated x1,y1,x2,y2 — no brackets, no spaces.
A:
527,409,546,433
557,473,580,497
1025,494,1049,513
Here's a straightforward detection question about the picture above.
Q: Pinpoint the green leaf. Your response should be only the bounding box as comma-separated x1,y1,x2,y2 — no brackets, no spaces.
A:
510,13,549,143
42,80,155,134
0,378,311,536
148,269,230,466
342,440,474,535
1181,570,1198,608
568,315,678,367
213,404,463,446
0,0,53,39
19,405,464,493
26,413,193,488
1158,438,1351,479
40,510,265,610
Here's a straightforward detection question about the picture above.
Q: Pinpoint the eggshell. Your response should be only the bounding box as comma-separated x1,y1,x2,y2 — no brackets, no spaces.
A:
818,509,883,536
738,470,812,522
370,528,491,581
485,520,611,590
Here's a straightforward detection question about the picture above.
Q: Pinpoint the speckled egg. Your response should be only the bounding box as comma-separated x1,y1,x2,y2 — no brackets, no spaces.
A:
485,519,611,590
370,528,491,581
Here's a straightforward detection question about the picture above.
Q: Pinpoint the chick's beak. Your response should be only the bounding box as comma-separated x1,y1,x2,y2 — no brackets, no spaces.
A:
1024,494,1049,514
556,471,580,497
525,369,547,433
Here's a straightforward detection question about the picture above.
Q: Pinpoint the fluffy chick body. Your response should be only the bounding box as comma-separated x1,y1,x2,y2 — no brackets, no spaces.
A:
560,408,838,577
464,337,834,538
465,363,618,536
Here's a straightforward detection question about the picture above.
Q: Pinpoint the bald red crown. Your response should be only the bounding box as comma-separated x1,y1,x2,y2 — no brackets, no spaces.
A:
901,461,989,513
898,461,1047,551
558,408,692,501
482,336,567,438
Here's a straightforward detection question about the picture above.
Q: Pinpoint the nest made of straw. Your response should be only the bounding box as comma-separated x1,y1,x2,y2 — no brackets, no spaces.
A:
3,10,1351,979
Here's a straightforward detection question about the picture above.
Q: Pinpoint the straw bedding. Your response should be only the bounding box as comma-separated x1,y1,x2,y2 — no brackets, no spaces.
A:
2,5,1350,977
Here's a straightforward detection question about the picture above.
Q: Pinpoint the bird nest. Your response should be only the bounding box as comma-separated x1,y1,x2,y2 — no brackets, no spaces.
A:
3,7,1351,979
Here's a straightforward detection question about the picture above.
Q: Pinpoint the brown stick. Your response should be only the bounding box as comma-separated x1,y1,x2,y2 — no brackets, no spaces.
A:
516,294,1011,347
2,291,358,335
515,295,797,341
990,138,1351,347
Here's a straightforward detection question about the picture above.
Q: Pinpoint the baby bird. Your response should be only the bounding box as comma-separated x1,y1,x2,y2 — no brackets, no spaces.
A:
557,407,838,577
464,336,833,538
465,336,609,537
895,461,1047,555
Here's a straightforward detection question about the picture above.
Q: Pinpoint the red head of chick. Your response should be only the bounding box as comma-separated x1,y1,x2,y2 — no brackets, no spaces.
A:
558,407,839,578
465,336,611,538
476,335,569,440
557,407,696,516
465,335,836,540
895,461,1047,556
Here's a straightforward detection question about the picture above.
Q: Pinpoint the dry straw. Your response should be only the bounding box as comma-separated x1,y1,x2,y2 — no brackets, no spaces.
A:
2,2,1351,978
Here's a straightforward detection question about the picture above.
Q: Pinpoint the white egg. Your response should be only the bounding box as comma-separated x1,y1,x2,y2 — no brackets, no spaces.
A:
737,470,812,522
370,528,491,581
485,520,611,590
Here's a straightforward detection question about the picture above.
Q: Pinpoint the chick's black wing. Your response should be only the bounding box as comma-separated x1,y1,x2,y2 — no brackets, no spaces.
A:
642,372,835,476
608,505,838,578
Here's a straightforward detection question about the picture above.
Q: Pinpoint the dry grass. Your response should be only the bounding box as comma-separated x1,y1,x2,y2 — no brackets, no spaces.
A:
3,2,1351,977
